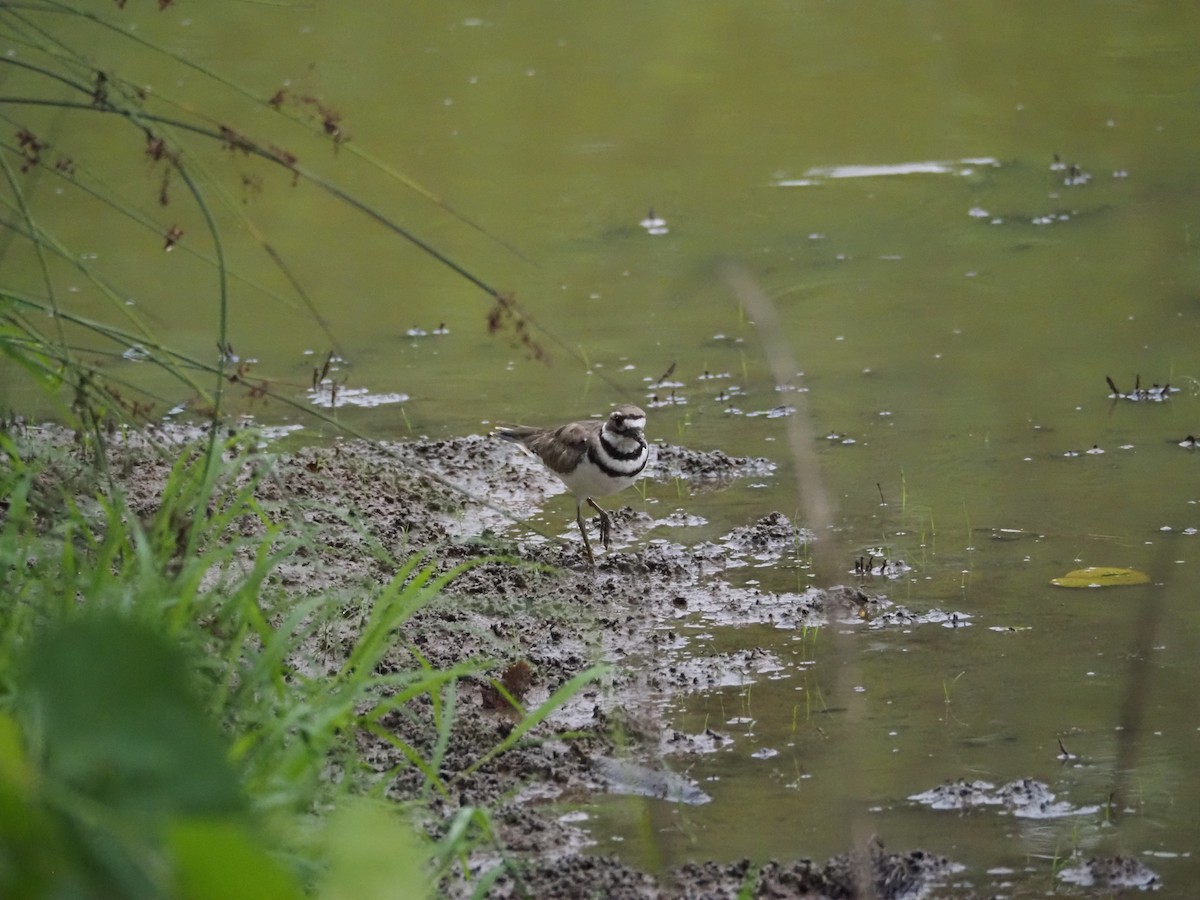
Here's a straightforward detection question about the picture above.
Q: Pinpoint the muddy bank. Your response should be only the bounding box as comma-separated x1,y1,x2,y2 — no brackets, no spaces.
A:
9,423,964,898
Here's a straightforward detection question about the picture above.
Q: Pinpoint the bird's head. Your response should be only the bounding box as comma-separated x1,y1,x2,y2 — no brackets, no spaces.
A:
608,405,646,438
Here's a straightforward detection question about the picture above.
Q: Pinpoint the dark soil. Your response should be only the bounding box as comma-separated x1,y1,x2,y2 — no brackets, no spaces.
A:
9,423,963,899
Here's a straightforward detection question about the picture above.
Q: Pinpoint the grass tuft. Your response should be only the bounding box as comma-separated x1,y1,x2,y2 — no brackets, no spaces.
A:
0,427,600,897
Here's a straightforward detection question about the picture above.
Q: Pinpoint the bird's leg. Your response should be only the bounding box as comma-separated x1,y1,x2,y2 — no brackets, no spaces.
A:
575,500,596,566
586,497,613,550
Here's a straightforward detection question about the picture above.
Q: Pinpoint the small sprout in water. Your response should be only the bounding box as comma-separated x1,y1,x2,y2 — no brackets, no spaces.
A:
640,208,669,234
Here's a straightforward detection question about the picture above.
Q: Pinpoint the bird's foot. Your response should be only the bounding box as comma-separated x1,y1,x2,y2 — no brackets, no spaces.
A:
587,499,613,550
596,509,613,550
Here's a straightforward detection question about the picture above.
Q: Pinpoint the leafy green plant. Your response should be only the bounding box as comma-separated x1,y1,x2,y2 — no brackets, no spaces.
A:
1,612,442,900
7,615,288,899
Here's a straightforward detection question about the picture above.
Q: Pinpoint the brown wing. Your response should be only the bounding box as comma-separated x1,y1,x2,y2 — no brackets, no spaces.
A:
524,419,599,476
494,424,545,443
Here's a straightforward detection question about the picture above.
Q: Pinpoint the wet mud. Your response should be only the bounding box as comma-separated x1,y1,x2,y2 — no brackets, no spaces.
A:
10,424,991,897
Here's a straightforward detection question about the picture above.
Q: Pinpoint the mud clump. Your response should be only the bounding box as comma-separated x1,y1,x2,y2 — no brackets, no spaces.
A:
485,840,959,900
1057,855,1161,891
650,441,775,487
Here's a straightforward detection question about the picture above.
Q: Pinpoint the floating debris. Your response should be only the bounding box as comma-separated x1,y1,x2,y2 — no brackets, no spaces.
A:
853,555,912,579
1106,374,1178,402
708,332,746,345
405,323,450,337
648,361,677,387
307,382,409,409
1051,155,1092,187
1056,738,1079,762
983,527,1043,541
639,208,669,235
1032,212,1072,225
646,389,687,408
216,341,239,364
774,157,1000,186
1051,566,1150,588
745,405,794,419
824,431,857,445
968,205,1004,224
121,344,150,362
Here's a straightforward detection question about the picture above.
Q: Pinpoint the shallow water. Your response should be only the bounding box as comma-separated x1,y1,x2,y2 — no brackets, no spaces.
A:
3,2,1199,891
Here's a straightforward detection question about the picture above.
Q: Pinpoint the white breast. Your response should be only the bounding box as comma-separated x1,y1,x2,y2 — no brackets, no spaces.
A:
558,455,641,498
557,430,649,499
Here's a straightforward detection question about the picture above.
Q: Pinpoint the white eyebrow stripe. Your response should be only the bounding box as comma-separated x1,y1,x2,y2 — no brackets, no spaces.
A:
621,417,646,430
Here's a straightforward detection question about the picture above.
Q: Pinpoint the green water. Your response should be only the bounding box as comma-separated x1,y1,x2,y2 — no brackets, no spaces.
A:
3,2,1199,891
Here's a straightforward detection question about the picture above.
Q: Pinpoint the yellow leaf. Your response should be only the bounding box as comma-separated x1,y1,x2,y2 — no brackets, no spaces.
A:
1051,566,1150,588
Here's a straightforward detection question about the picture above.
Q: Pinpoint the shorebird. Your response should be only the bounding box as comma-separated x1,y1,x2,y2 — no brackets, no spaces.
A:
495,405,649,565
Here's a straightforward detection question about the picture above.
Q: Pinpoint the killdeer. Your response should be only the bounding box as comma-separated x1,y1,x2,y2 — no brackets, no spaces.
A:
496,405,649,566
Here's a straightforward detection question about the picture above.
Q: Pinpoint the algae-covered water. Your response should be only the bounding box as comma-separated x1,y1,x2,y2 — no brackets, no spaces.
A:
2,2,1198,892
